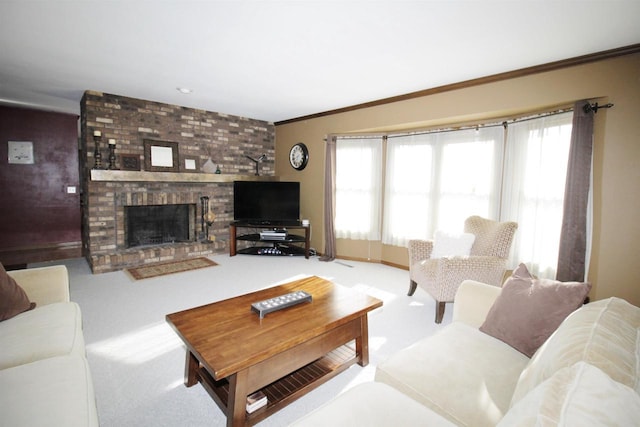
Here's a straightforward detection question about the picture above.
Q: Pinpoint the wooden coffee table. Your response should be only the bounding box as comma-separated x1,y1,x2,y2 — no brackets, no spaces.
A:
166,276,383,427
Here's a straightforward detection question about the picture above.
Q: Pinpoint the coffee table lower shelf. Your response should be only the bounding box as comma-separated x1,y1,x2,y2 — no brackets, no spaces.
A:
198,343,357,426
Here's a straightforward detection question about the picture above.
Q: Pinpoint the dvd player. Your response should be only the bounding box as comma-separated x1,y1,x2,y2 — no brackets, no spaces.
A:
260,229,288,240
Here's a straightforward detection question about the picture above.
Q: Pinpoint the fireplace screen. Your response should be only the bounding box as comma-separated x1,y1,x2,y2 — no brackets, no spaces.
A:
125,204,194,248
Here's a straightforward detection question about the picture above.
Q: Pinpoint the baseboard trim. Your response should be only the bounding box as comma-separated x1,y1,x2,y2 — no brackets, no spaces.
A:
331,255,409,271
0,241,82,266
381,260,409,271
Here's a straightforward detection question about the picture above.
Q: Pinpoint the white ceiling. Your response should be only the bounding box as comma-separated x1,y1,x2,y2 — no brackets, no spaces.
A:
1,1,639,123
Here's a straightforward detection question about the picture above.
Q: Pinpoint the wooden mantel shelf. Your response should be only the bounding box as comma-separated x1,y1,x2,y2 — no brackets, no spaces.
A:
90,170,277,183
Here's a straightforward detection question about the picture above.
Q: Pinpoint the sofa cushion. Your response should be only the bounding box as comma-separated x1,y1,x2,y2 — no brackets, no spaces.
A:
290,382,457,426
479,263,591,357
511,297,640,406
0,301,85,370
498,362,640,426
375,322,529,427
0,355,99,427
0,263,35,321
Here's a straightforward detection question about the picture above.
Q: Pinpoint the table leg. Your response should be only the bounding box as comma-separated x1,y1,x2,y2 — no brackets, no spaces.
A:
355,315,370,366
229,224,237,256
304,226,310,259
226,369,249,427
184,350,199,387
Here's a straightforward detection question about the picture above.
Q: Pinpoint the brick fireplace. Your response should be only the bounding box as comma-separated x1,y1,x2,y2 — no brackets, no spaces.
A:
80,91,275,273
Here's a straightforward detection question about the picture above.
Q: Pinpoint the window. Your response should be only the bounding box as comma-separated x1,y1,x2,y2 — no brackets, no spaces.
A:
335,137,383,240
382,135,432,246
383,127,503,246
501,112,573,277
336,110,573,279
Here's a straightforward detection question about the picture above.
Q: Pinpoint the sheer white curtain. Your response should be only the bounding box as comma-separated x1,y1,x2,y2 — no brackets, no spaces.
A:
501,112,573,278
434,127,503,232
383,135,432,246
335,111,573,276
382,127,502,246
335,137,383,240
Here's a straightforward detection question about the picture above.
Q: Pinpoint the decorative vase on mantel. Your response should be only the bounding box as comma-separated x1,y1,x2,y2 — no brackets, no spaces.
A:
202,158,217,174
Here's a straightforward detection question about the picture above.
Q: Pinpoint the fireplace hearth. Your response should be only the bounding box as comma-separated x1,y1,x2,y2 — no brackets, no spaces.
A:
84,180,230,273
125,204,195,248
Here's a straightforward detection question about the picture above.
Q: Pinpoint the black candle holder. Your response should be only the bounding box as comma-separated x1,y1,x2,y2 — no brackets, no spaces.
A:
200,196,210,243
93,134,103,169
108,142,117,170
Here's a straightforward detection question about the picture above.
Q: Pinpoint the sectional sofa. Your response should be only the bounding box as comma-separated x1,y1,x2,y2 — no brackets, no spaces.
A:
0,264,99,426
293,279,640,426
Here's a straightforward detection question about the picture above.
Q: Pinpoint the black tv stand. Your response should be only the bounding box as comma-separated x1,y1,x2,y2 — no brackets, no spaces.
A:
229,222,311,258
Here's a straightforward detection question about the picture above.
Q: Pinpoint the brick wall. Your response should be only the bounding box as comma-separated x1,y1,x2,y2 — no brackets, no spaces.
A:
80,91,275,273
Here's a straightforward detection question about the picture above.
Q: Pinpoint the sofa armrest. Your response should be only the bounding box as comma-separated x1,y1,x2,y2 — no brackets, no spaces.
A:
7,265,70,306
452,280,502,328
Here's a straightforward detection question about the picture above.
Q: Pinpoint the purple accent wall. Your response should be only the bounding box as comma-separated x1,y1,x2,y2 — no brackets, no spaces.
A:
0,106,80,254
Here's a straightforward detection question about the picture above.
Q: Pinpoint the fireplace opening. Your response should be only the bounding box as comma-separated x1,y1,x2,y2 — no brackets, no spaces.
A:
125,204,195,248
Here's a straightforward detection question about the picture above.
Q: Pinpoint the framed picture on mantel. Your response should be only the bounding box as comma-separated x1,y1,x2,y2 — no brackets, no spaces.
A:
120,154,141,171
182,156,199,172
144,139,179,172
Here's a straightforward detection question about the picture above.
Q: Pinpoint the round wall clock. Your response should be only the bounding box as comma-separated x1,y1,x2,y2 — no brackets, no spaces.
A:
289,142,309,171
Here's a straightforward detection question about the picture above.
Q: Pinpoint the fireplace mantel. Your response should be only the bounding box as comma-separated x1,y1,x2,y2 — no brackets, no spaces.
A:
90,170,277,183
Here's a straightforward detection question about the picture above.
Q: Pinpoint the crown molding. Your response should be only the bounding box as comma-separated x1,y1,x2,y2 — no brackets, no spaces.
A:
275,43,640,126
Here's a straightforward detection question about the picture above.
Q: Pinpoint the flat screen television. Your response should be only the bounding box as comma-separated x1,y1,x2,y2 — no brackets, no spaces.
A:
233,181,301,226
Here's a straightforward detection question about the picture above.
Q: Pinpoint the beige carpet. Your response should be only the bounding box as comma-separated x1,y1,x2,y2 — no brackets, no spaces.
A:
126,257,218,280
36,255,443,427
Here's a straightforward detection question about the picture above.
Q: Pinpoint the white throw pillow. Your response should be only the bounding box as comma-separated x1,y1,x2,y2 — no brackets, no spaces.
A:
431,230,475,258
498,362,640,426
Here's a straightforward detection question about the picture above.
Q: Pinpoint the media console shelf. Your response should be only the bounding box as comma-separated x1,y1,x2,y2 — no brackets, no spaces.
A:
229,223,310,258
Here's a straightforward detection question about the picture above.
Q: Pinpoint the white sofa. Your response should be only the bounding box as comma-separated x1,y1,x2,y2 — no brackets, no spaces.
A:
293,280,640,426
0,265,99,426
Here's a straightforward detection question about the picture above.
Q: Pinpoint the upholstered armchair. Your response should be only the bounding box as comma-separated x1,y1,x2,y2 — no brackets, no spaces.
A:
408,216,518,323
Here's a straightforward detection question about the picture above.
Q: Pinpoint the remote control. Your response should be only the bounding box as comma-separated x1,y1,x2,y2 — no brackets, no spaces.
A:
251,290,312,318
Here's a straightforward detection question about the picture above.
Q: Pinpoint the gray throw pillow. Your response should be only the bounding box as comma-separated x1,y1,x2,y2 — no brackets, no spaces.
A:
479,263,591,357
0,263,36,321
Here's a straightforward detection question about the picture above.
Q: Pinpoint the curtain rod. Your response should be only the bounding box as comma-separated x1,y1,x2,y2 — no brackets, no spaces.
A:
385,107,574,139
583,102,614,114
332,102,596,141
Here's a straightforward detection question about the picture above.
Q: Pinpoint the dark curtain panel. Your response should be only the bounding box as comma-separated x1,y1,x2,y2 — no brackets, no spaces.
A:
320,135,337,261
556,101,594,281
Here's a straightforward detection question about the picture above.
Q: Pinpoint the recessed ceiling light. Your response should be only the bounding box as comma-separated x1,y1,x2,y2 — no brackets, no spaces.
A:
177,87,193,94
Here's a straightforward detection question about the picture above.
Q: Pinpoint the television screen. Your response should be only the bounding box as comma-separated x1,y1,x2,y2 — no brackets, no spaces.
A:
233,181,300,225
